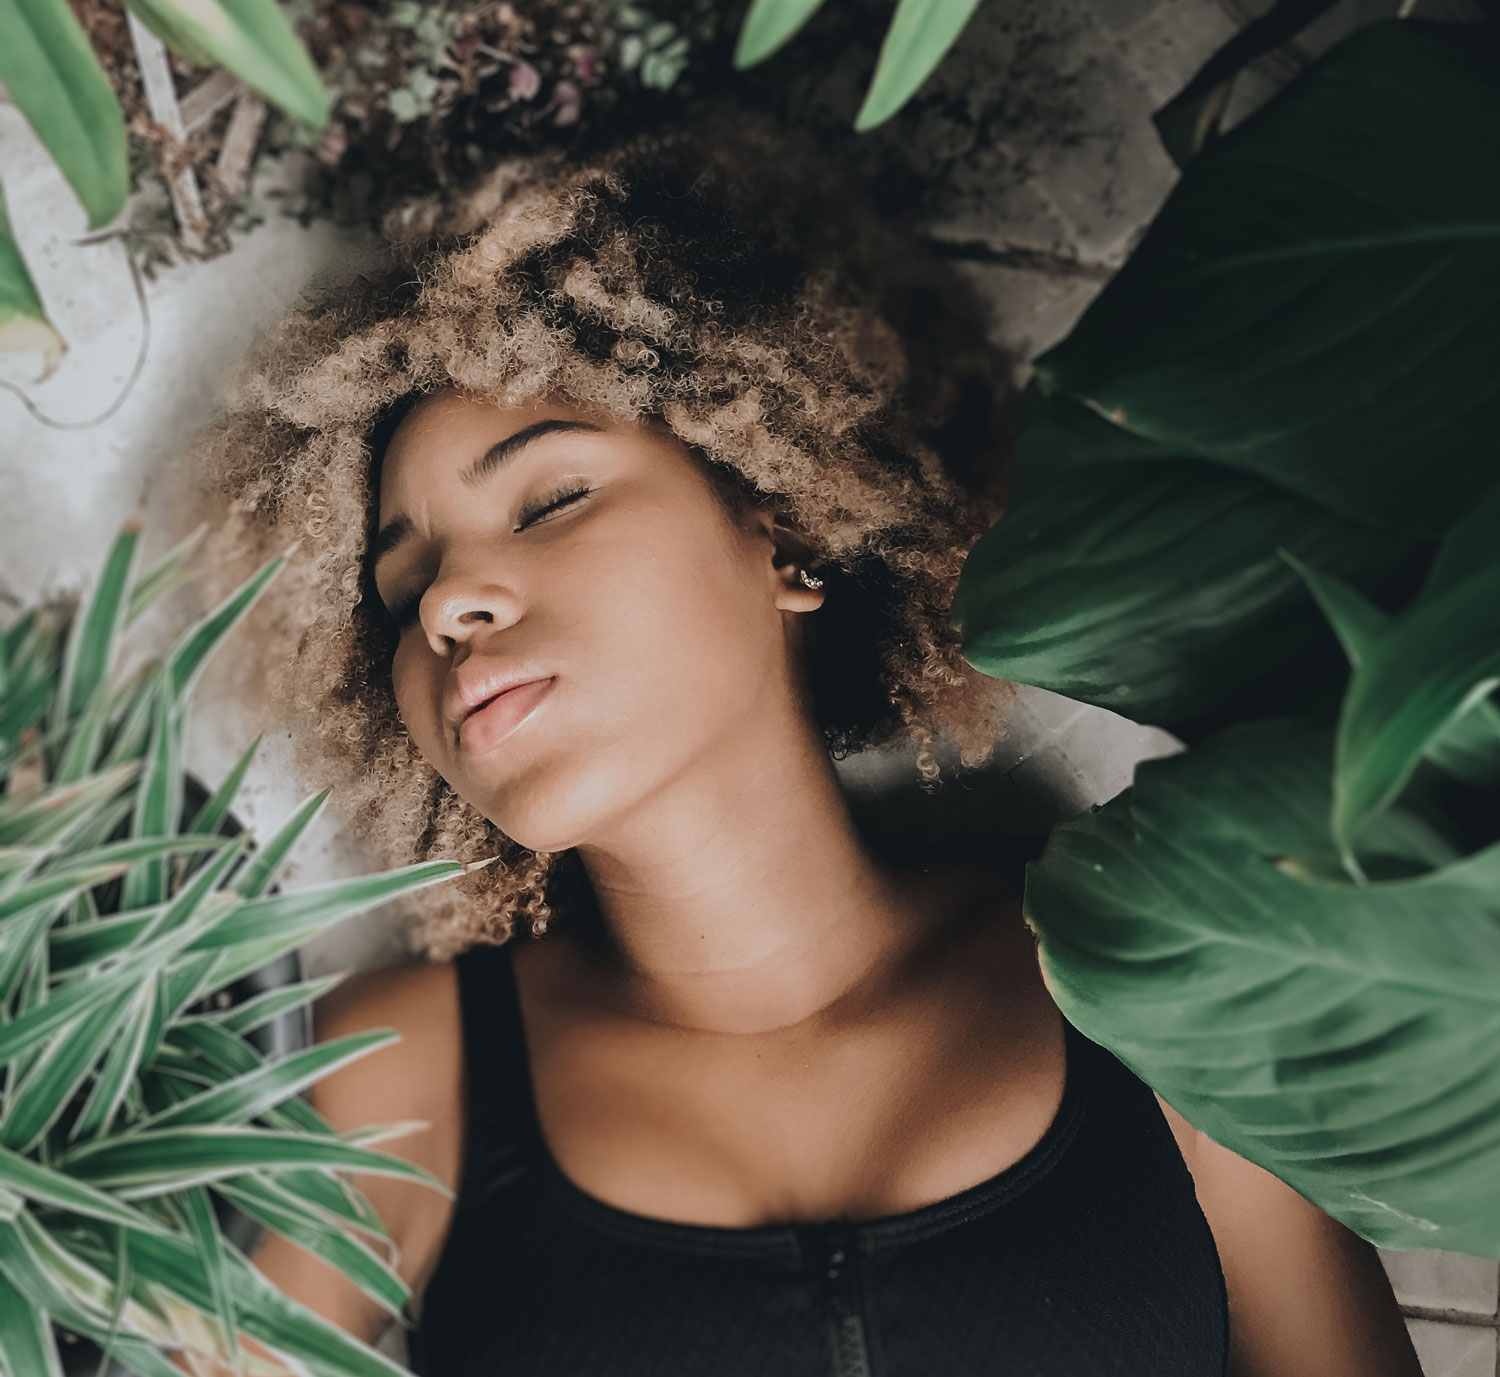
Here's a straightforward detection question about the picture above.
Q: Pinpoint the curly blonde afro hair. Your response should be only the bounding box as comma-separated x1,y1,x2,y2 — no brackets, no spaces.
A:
185,105,1019,961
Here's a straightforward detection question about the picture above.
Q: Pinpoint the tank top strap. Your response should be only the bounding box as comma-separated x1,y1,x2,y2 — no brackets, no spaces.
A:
449,938,535,1208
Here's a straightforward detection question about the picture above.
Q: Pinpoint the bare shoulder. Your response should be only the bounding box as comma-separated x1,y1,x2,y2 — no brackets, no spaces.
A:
1147,1097,1422,1375
309,955,467,1243
251,956,467,1341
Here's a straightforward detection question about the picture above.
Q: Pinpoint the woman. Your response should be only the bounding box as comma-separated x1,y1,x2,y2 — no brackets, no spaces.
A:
181,109,1421,1376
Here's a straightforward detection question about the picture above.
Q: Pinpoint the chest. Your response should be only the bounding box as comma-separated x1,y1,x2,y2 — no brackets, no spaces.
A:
511,913,1069,1230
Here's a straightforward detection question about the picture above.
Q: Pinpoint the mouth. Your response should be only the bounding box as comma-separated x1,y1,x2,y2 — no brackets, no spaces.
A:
458,677,556,753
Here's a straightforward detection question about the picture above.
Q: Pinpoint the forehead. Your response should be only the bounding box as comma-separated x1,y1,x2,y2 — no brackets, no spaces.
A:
377,390,604,508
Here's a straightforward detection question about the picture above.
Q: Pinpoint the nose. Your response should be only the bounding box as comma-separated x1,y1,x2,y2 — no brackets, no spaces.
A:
419,572,521,655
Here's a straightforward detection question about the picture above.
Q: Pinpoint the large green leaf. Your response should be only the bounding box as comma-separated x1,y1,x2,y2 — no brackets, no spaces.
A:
1025,717,1500,1255
951,389,1427,734
1033,20,1500,539
121,0,329,130
0,0,130,227
1286,481,1500,863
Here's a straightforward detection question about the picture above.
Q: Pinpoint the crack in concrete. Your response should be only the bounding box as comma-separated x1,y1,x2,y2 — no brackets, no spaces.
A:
922,236,1116,282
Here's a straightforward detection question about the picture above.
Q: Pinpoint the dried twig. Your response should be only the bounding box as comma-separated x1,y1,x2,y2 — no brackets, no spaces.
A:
180,69,242,133
217,90,268,199
125,10,207,254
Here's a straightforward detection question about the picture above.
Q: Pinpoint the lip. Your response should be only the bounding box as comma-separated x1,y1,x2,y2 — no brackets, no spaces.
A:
457,677,555,753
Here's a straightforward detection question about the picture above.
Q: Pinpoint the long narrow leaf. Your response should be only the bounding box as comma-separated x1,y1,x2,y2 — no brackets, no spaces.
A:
1,983,140,1152
121,0,329,129
180,1185,244,1377
189,859,466,954
853,0,983,132
0,0,129,227
55,515,142,737
732,0,826,67
213,1175,409,1318
68,979,159,1142
192,971,347,1039
130,1028,399,1134
0,885,237,1064
59,1126,450,1201
189,734,263,837
233,788,330,899
0,182,65,379
0,1145,177,1238
120,1221,410,1377
122,676,184,910
0,760,140,850
165,548,292,707
125,521,209,630
0,1252,65,1377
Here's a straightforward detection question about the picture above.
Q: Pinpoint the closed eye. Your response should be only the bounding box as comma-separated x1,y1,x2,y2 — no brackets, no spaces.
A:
515,482,592,531
382,484,593,629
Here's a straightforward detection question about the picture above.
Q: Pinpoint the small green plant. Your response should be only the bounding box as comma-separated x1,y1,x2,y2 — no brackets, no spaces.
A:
0,0,329,375
0,509,471,1376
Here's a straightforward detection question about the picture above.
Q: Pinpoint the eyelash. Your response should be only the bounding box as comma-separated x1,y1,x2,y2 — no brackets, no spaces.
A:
385,483,593,628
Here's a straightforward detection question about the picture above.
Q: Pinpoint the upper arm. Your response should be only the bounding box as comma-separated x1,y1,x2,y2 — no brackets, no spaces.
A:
1155,1094,1423,1377
245,959,465,1351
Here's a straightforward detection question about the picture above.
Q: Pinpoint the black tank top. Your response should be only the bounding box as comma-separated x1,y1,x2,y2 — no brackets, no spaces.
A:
406,876,1229,1376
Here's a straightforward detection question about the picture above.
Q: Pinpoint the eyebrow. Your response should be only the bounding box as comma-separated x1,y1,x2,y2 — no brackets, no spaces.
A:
369,418,607,572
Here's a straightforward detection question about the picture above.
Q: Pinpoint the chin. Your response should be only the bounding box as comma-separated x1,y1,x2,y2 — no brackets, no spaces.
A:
454,760,590,856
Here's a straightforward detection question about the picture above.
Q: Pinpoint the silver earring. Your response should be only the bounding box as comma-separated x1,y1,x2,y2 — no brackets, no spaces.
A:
798,567,824,590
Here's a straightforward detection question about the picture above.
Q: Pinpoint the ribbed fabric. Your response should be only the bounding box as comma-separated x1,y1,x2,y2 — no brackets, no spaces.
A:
407,862,1228,1376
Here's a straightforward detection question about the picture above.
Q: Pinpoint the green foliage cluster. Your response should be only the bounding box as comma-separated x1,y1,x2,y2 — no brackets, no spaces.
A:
0,516,468,1376
951,11,1500,1256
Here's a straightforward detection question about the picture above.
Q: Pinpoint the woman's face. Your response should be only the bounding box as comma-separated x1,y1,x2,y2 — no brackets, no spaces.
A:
371,388,823,852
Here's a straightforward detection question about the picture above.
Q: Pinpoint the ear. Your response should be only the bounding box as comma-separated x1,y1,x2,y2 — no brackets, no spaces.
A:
750,510,827,613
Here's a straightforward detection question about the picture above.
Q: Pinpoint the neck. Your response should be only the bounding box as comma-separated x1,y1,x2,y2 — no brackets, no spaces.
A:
563,719,944,1037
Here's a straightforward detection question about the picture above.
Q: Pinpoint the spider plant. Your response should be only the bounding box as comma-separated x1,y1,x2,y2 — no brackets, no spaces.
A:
0,508,471,1377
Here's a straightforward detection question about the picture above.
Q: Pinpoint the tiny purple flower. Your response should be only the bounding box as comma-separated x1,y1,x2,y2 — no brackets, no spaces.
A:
509,61,541,100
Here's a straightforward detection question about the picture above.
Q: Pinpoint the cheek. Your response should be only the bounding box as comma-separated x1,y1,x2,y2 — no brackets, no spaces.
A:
578,552,778,736
390,640,441,749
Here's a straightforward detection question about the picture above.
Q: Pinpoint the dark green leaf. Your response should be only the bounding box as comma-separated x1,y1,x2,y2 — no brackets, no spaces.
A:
1034,22,1500,538
1152,0,1342,169
1025,718,1500,1254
